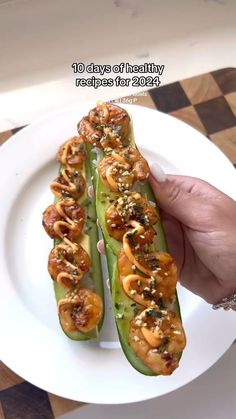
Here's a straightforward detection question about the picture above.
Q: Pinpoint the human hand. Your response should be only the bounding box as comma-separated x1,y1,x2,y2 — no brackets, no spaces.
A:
150,165,236,304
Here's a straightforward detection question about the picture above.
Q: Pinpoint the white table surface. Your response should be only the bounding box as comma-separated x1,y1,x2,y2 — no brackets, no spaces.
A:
1,0,236,130
60,344,236,419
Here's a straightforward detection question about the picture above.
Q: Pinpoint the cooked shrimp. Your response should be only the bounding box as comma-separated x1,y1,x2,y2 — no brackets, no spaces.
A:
56,136,86,166
118,249,176,306
129,307,186,375
48,243,90,288
105,192,158,243
98,147,149,192
122,221,177,289
98,154,133,192
77,103,130,149
42,199,85,242
135,251,177,288
50,167,86,200
58,288,103,333
42,205,61,239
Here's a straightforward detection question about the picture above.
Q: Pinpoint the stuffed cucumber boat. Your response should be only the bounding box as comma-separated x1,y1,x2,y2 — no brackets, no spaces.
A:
78,102,186,375
43,136,104,340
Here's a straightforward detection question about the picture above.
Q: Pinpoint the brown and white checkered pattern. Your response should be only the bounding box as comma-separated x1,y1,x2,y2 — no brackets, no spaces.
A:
0,68,236,418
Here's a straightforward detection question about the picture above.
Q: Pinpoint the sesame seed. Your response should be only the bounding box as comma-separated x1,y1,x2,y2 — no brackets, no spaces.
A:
148,201,156,207
133,335,140,342
130,289,136,295
115,313,124,319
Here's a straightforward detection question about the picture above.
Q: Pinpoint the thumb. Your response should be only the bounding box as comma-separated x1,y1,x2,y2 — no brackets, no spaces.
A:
149,164,218,228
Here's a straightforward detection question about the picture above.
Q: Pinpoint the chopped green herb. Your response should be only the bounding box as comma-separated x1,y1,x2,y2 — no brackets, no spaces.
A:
146,309,163,318
97,124,105,131
83,198,91,207
158,298,165,309
133,307,139,316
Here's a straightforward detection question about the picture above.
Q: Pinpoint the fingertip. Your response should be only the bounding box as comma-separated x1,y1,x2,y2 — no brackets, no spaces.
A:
150,163,167,183
149,173,162,197
97,239,105,255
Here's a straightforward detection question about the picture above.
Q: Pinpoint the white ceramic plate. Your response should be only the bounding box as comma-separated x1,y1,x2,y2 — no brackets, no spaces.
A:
0,104,235,404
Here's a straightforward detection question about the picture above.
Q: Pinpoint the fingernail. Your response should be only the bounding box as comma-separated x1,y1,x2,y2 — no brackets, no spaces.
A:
150,163,167,183
97,239,105,255
87,185,95,199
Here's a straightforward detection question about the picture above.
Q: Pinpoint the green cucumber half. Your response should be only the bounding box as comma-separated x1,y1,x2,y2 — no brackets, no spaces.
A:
52,148,104,340
86,125,183,374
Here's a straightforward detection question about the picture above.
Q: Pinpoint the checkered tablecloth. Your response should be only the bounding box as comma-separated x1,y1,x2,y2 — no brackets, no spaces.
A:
0,68,236,418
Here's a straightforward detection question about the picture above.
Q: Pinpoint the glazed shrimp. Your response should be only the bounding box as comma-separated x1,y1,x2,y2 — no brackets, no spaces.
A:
50,167,86,200
56,136,86,166
118,248,177,306
77,102,130,149
42,198,85,244
48,243,90,288
129,307,186,375
58,288,103,333
105,192,158,243
123,221,177,286
98,147,149,192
